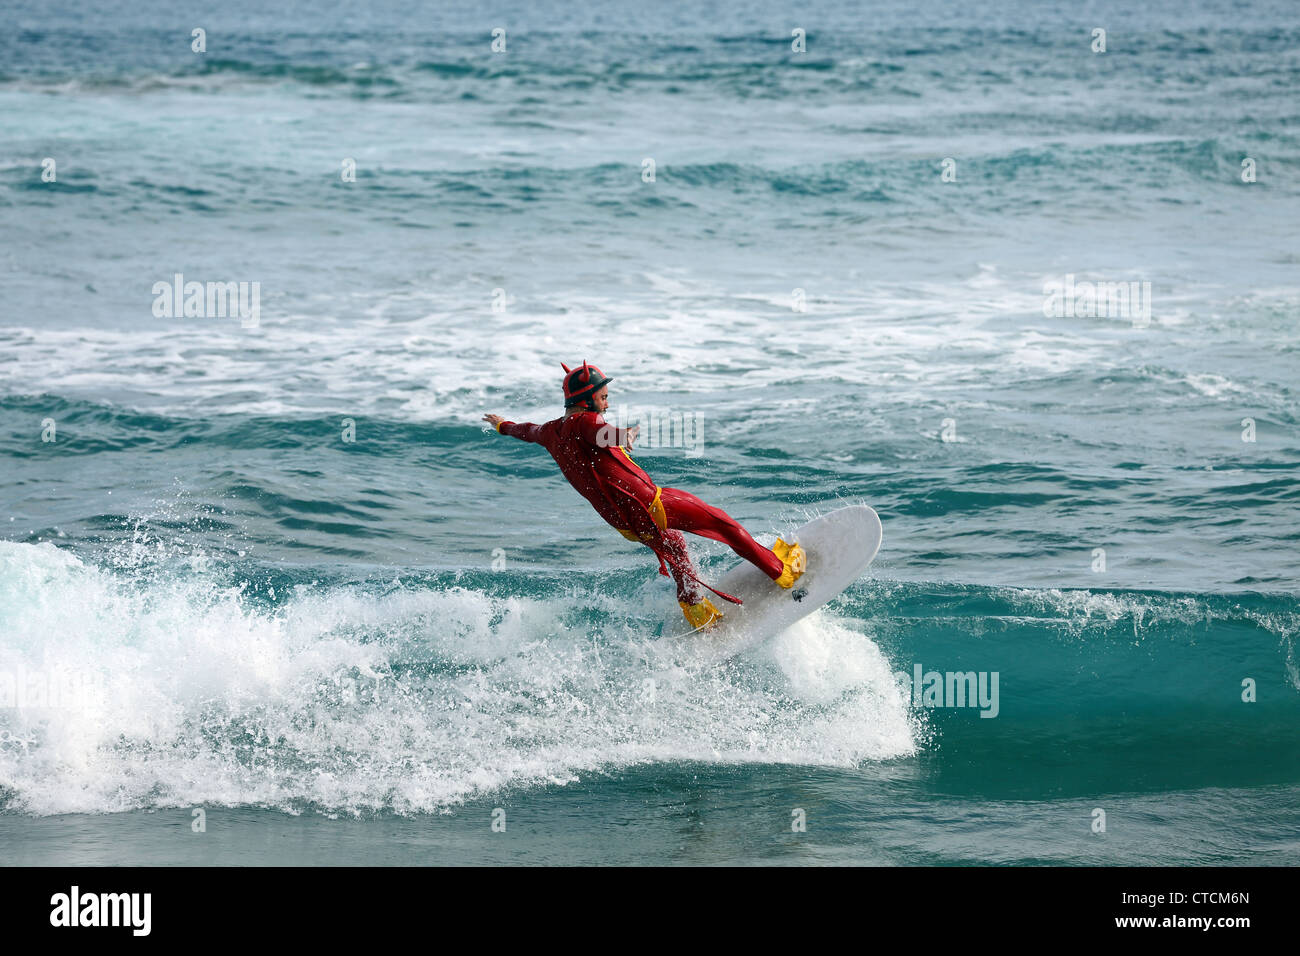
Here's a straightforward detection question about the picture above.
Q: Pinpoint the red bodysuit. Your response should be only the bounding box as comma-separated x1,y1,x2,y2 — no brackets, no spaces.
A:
496,411,784,604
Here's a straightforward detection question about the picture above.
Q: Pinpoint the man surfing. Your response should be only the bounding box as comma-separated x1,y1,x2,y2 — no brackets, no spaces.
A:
483,361,807,630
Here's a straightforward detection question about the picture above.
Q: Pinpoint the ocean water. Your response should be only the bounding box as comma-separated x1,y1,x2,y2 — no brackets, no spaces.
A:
1,0,1298,865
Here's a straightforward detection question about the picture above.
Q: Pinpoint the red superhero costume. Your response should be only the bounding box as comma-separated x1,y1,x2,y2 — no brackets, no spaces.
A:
490,361,790,612
494,410,784,606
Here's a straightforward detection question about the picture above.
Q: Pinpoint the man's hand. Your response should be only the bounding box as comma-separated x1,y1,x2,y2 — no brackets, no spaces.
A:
624,425,639,449
483,414,504,429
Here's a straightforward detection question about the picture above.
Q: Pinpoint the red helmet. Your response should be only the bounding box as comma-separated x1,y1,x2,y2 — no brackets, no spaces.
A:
561,361,613,410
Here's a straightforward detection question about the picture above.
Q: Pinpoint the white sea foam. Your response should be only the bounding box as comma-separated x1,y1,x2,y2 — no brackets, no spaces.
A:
8,272,1288,424
0,541,914,816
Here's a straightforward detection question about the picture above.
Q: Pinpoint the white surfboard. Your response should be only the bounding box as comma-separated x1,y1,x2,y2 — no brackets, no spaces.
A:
666,504,883,661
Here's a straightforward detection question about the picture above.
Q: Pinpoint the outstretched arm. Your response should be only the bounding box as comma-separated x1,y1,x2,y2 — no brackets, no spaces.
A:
483,413,542,443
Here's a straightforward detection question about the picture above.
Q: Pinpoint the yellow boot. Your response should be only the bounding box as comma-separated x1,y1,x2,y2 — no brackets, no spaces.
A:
679,597,723,630
771,537,807,589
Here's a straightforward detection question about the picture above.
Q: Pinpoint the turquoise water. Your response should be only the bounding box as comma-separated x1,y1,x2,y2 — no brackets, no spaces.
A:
2,0,1298,864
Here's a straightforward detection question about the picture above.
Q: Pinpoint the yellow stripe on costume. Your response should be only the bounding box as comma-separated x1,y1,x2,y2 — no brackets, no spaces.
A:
648,486,667,532
615,485,667,543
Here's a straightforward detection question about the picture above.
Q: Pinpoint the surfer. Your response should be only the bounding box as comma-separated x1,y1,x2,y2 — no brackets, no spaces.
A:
483,361,806,630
